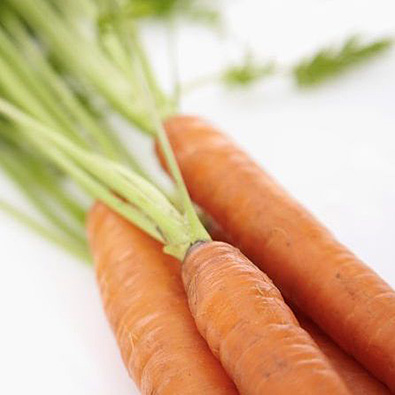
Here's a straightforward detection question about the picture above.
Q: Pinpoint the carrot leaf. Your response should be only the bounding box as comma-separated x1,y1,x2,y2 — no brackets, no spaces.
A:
293,36,393,87
222,53,276,88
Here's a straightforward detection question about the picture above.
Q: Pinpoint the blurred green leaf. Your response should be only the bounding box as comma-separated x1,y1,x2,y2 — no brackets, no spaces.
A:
294,36,393,87
222,53,275,88
124,0,220,24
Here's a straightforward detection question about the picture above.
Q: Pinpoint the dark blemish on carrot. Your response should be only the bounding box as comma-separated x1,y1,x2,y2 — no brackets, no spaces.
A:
184,240,209,260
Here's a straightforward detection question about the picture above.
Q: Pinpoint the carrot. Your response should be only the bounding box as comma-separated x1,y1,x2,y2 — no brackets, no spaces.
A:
207,218,234,245
183,241,350,395
295,312,390,394
158,115,395,390
87,202,238,395
208,221,390,394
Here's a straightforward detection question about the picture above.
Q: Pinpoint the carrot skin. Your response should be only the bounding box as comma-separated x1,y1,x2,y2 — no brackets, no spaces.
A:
183,241,350,395
159,115,395,390
88,203,238,395
295,312,390,394
208,221,390,394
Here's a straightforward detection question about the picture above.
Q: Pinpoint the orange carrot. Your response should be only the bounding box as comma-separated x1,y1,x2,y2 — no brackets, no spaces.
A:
158,115,395,390
207,218,234,245
295,312,390,394
183,241,350,394
87,203,238,395
208,221,390,394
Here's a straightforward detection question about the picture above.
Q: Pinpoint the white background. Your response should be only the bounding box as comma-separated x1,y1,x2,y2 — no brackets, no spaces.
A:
0,1,394,394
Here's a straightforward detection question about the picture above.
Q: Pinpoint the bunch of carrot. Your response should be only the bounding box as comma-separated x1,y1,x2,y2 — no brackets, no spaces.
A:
86,114,395,393
157,116,395,392
0,1,394,394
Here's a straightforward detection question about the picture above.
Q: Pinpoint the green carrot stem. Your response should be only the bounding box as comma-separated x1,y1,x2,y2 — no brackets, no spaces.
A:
0,0,211,260
6,17,121,157
0,148,86,242
167,16,182,108
0,28,89,146
127,20,211,253
0,98,192,258
0,200,90,261
128,23,173,116
0,120,86,227
7,0,153,134
1,13,159,186
21,129,165,244
104,3,210,254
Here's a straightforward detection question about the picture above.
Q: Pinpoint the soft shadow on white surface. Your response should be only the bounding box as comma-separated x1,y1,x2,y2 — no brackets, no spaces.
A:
0,1,394,394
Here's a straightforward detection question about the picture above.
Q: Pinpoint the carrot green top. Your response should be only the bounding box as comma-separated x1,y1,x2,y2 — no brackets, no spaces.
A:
0,0,392,260
0,0,210,261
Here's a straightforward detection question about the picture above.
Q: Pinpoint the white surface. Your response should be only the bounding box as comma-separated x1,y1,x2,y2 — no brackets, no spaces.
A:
0,1,394,394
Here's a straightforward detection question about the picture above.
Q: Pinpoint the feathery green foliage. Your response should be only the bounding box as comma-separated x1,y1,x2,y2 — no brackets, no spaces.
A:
222,53,275,87
294,36,393,87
